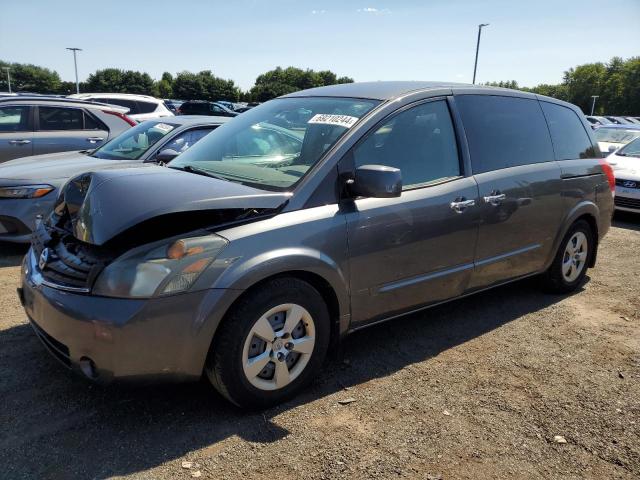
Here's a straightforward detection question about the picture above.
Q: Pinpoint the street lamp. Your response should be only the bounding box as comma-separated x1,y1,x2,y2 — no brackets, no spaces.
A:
472,23,490,85
2,67,10,93
66,47,82,94
590,95,599,116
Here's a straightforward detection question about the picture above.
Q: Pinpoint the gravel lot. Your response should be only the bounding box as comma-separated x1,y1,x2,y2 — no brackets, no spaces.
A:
1,213,639,480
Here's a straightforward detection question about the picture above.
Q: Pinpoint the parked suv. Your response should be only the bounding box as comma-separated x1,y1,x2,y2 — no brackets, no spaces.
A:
19,82,613,408
178,100,238,117
68,93,174,122
0,96,135,163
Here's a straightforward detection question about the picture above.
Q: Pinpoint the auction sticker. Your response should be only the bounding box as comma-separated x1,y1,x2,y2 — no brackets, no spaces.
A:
308,114,359,129
154,123,175,132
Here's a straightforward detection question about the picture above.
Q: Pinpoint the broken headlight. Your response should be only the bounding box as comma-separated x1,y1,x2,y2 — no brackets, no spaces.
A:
93,233,228,298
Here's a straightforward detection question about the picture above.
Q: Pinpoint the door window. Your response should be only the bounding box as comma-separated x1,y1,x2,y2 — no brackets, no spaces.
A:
540,102,598,159
456,95,554,174
37,107,83,130
0,106,30,132
161,127,215,153
353,100,460,189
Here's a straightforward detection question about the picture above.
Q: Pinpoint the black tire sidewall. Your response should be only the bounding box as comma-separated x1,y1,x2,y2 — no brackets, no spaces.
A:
545,220,593,292
208,277,330,408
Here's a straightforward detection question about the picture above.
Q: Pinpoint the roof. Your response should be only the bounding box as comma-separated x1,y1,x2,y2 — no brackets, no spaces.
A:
283,81,476,100
595,124,640,130
69,93,161,101
157,115,230,126
0,95,129,112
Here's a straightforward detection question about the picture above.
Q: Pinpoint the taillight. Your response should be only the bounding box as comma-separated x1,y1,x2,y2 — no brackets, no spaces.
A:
598,158,615,194
102,109,137,127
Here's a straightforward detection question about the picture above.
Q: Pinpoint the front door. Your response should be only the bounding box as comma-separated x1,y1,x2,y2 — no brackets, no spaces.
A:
344,99,480,326
0,105,33,162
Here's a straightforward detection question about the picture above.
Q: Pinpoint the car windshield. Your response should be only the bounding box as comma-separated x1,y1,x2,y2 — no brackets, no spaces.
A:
594,128,640,144
91,121,179,160
169,97,379,191
617,136,640,158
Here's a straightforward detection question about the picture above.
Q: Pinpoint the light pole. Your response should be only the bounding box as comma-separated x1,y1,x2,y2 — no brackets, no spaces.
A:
2,67,10,93
472,23,489,84
66,47,82,94
590,95,599,116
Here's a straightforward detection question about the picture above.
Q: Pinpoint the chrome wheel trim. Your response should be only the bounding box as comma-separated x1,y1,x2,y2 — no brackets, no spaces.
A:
562,231,588,283
242,303,316,391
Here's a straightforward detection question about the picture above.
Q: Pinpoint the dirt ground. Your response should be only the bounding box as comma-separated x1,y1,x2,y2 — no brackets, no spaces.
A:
0,213,638,480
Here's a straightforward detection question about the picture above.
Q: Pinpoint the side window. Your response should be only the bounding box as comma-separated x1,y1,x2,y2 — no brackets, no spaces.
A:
353,100,460,189
0,106,30,132
83,112,104,130
161,128,214,153
37,107,83,131
211,104,225,114
540,102,597,159
136,101,158,114
456,95,554,174
104,99,139,115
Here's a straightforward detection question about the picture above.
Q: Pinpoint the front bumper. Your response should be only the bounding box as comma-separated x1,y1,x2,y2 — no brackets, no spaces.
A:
0,196,55,243
614,185,640,212
19,249,231,382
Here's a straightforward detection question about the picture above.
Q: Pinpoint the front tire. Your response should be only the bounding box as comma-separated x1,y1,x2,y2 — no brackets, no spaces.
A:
206,277,330,409
540,219,593,293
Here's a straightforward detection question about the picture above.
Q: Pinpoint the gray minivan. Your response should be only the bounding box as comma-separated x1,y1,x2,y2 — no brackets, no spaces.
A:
19,82,614,408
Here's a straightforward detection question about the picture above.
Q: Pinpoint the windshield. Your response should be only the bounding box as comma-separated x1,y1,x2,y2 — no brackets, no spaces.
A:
170,97,379,191
594,128,640,144
618,136,640,158
91,121,179,160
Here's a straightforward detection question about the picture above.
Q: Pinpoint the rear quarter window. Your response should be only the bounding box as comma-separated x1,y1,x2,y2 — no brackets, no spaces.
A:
136,101,158,114
540,102,597,159
456,95,554,174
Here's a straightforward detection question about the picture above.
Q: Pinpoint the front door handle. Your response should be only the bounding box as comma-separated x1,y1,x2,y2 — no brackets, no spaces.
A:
86,137,104,143
9,139,31,145
450,198,476,213
484,192,506,206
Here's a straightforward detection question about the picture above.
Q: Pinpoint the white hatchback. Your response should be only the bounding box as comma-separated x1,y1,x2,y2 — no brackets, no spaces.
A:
68,93,174,122
607,136,640,213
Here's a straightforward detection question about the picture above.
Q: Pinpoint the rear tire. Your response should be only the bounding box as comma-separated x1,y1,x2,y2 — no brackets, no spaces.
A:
205,277,330,409
540,219,593,293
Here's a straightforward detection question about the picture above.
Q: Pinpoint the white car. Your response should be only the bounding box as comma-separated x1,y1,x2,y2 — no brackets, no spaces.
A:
68,93,174,122
593,125,640,155
607,136,640,213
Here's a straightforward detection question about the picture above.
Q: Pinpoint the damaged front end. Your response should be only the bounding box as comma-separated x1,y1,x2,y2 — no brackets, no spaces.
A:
31,167,289,296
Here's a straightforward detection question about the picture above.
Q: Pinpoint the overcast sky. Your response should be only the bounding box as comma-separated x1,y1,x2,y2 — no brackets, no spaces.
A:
1,0,639,90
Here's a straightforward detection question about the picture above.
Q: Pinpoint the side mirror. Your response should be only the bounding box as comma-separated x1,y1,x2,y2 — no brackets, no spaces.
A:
349,164,402,198
155,148,180,163
608,145,618,153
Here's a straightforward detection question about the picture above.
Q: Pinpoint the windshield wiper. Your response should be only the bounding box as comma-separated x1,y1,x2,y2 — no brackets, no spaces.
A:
169,165,230,182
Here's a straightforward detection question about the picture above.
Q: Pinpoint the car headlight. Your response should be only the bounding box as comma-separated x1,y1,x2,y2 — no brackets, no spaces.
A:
0,185,54,199
93,233,228,298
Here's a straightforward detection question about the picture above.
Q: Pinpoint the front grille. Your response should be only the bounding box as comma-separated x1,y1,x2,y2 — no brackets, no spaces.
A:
615,178,639,189
615,196,640,210
31,218,113,291
29,318,71,368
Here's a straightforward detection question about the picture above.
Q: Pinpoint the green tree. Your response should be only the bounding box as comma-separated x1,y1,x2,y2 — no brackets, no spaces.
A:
0,60,61,93
84,68,155,95
172,70,239,101
249,67,353,101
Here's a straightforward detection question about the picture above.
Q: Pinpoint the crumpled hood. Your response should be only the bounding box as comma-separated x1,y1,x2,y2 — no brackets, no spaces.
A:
53,165,290,245
0,151,140,184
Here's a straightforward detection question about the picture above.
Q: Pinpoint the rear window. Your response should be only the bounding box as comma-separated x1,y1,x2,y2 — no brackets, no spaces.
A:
540,102,597,160
594,128,640,144
98,98,139,115
456,95,554,174
136,101,158,114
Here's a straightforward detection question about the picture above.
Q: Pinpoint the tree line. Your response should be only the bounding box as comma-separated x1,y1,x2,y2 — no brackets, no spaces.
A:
1,57,638,113
0,60,353,102
485,56,640,115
